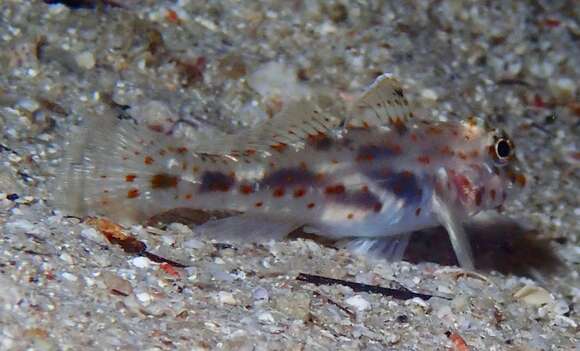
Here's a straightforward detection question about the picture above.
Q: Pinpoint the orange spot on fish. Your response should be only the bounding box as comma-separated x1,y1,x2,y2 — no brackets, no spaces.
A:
270,143,287,152
361,185,369,193
151,174,179,189
144,156,155,165
440,145,455,156
457,151,468,160
417,155,430,164
127,188,140,198
307,202,315,209
293,188,306,198
273,187,285,197
255,202,263,208
125,174,137,182
239,184,253,194
325,184,345,195
415,207,421,216
185,194,192,200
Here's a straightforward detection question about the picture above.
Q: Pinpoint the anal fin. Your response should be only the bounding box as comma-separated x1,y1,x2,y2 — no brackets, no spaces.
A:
195,214,302,243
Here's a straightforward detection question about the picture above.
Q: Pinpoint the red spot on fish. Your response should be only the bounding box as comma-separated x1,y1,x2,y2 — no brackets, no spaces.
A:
457,151,468,160
125,174,137,182
325,184,345,195
293,188,306,198
356,153,374,162
299,161,308,170
185,194,192,200
427,126,443,135
470,150,480,158
240,184,253,194
440,145,455,156
255,202,263,208
270,143,287,152
307,202,315,209
362,121,370,129
151,174,179,189
490,189,496,201
127,188,140,198
273,187,285,197
417,155,430,164
244,149,256,156
361,185,369,193
410,133,418,142
415,207,421,216
144,156,154,165
176,147,188,154
373,203,382,212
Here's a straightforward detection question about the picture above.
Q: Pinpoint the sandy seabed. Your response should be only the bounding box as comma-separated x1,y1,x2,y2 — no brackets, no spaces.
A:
0,1,578,350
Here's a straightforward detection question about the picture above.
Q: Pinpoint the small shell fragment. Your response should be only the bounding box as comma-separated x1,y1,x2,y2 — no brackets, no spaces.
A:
513,285,554,306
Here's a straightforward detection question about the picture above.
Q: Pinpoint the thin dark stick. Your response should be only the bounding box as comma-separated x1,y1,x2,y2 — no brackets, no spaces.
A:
296,273,448,301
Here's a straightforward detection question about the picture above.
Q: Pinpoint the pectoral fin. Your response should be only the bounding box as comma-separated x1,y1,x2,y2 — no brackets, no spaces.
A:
432,192,475,270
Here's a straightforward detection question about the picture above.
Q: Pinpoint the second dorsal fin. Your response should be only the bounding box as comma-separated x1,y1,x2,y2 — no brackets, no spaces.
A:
194,99,343,159
347,73,414,132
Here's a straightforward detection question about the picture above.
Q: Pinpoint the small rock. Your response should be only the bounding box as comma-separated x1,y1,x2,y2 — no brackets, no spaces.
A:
513,285,554,306
252,287,269,303
136,292,152,304
102,272,133,296
549,77,576,103
218,291,238,305
75,51,95,70
61,272,77,282
345,295,371,312
257,311,275,324
131,256,151,269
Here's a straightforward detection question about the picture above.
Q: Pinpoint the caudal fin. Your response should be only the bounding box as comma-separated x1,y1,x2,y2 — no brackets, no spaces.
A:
53,110,188,223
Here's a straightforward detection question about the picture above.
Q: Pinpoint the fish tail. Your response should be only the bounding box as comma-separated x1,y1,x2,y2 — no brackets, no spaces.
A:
53,110,186,223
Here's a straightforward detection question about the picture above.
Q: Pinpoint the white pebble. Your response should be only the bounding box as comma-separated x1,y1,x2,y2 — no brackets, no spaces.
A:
421,88,438,101
253,287,269,303
131,256,151,269
345,295,371,311
218,291,238,305
61,272,77,282
549,77,576,102
59,252,74,265
257,312,275,324
136,292,152,304
76,51,95,70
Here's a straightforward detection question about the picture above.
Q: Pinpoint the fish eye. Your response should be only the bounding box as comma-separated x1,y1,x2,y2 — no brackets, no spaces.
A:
494,138,512,161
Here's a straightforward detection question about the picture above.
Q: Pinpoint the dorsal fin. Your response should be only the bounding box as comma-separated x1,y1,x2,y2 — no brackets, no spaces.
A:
194,99,343,159
347,73,413,132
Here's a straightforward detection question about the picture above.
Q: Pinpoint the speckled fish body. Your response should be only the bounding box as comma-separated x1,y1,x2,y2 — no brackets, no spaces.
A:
55,74,527,269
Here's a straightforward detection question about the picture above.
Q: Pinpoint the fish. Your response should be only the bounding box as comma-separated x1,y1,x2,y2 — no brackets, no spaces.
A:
54,73,528,269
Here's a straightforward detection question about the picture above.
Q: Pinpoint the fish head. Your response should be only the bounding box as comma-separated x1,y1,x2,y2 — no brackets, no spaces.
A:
441,119,529,214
